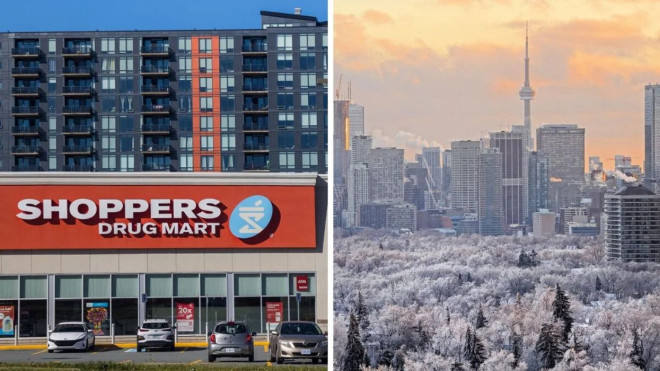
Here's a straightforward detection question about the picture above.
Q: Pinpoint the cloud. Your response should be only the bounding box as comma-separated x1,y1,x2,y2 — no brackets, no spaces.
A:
371,130,443,160
362,9,393,24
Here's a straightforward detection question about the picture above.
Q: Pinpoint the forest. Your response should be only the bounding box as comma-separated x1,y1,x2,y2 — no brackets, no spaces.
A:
334,230,660,370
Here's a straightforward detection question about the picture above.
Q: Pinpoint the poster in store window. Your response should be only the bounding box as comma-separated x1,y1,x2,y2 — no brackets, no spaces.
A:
0,306,15,336
85,302,109,336
176,302,194,332
266,302,283,323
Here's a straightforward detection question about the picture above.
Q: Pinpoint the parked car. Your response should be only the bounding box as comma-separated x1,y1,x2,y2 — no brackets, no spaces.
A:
269,321,328,364
207,321,255,362
47,322,95,353
136,319,175,352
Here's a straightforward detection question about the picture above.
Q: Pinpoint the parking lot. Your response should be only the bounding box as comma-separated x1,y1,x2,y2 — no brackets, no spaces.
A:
0,345,326,367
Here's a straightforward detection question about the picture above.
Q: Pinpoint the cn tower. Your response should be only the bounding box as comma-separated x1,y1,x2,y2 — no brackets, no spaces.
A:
519,22,535,151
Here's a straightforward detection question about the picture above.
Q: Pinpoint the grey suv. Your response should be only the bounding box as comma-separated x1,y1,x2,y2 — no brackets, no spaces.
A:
269,321,328,364
207,321,255,362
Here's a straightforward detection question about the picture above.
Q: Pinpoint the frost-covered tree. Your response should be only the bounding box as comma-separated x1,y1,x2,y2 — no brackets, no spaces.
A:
343,311,364,371
463,327,487,369
536,323,564,369
553,284,573,342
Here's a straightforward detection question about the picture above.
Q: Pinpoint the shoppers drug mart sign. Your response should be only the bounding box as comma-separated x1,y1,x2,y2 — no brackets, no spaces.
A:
1,184,316,250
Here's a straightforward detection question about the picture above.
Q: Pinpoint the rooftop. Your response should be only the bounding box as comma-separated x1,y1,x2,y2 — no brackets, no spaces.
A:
613,185,656,196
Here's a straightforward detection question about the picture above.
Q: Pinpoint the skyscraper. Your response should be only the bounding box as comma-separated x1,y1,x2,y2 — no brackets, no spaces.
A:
442,149,452,207
479,148,504,235
537,124,585,211
369,147,404,203
421,146,442,190
528,151,550,223
490,130,524,226
346,135,372,227
450,140,481,213
348,103,364,143
644,84,660,192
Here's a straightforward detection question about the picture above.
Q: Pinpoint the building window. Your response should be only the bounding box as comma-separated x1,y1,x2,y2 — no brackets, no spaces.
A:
301,112,317,129
277,93,294,110
119,116,134,131
102,97,116,112
301,93,317,109
221,115,235,131
180,154,192,172
49,155,57,170
201,136,213,151
118,77,134,93
102,116,116,132
49,39,56,54
48,78,57,93
180,136,193,151
178,37,191,54
300,53,315,70
200,77,213,92
201,156,214,171
199,58,212,73
101,58,116,73
278,132,294,149
302,152,318,170
179,76,191,92
221,134,236,150
118,38,133,54
300,34,315,50
179,57,192,74
119,155,134,172
278,113,294,129
119,136,133,152
276,35,292,51
322,33,328,49
49,117,57,132
101,77,116,93
199,38,212,54
119,57,133,74
302,132,317,149
48,58,56,73
220,95,235,111
279,152,295,169
277,73,293,89
276,53,293,69
220,37,234,53
220,76,234,93
101,38,115,54
220,56,234,73
200,117,213,132
102,155,116,170
200,97,213,112
221,154,235,171
300,73,316,89
179,115,192,131
102,136,116,151
180,95,192,113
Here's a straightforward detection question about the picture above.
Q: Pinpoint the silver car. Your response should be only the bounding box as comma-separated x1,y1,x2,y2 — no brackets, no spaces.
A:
207,321,255,362
47,322,95,353
269,321,328,364
136,319,175,352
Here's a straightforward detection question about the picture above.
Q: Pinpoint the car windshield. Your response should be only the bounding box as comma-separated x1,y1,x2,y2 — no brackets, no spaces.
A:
215,323,247,334
142,322,170,329
280,323,322,335
53,324,85,333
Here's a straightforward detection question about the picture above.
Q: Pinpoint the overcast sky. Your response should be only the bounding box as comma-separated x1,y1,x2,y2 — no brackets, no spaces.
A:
335,0,659,170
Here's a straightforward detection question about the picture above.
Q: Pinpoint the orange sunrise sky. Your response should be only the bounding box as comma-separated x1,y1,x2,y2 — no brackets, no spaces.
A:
334,0,660,170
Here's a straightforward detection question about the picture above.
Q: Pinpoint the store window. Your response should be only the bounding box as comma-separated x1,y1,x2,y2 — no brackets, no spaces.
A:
262,274,290,332
174,275,199,334
83,275,110,336
55,275,82,324
112,275,138,335
201,274,227,333
20,276,47,337
0,277,18,338
146,274,172,322
234,274,261,333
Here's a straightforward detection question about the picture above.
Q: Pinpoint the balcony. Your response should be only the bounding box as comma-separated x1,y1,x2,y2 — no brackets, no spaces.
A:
242,64,268,73
142,164,173,172
243,104,269,112
62,86,93,96
62,66,93,77
141,85,171,95
63,164,94,172
63,125,93,136
11,87,40,97
11,67,40,77
141,144,171,154
241,45,267,54
11,126,41,136
62,106,93,116
243,164,269,171
62,46,93,58
12,165,43,172
12,145,42,156
244,143,270,152
142,104,171,115
140,65,170,76
11,47,42,58
63,145,93,155
140,45,170,56
243,122,269,132
242,85,268,94
142,124,171,134
11,106,40,117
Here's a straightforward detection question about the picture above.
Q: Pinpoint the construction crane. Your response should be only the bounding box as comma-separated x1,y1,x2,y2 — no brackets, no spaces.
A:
335,74,343,100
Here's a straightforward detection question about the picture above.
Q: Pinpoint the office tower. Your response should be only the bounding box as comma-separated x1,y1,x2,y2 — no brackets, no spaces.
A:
348,103,364,143
369,147,404,203
528,151,550,224
334,100,350,182
421,146,442,190
347,164,370,227
386,203,417,231
645,84,660,192
350,135,372,165
478,148,504,235
442,149,452,207
490,130,524,226
605,185,660,262
533,210,555,237
560,206,588,234
0,11,327,173
536,124,585,211
450,141,481,212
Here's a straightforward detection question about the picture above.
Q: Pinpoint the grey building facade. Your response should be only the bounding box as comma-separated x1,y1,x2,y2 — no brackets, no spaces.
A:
0,11,327,174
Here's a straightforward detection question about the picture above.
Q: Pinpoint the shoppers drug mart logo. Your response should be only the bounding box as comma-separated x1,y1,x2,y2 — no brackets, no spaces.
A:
229,195,274,239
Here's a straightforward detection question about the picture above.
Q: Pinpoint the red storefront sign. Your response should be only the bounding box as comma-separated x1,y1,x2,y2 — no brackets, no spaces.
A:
176,302,195,332
265,302,284,323
296,275,309,291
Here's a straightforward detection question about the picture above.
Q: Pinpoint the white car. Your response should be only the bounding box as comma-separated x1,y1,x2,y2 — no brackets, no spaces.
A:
47,322,95,353
137,319,175,352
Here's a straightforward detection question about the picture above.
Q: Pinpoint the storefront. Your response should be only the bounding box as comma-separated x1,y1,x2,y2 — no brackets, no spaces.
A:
0,173,327,341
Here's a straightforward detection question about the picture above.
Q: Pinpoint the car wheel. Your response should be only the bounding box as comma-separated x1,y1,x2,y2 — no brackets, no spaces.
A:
47,349,53,354
208,354,215,363
322,358,328,364
137,345,143,352
248,354,254,362
276,349,284,364
89,340,95,351
313,358,319,364
170,343,175,351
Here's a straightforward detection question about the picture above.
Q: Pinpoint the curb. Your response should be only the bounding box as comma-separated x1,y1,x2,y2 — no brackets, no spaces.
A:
0,341,269,351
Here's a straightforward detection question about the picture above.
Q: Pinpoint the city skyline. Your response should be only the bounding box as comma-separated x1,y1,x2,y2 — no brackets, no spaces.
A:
335,0,658,170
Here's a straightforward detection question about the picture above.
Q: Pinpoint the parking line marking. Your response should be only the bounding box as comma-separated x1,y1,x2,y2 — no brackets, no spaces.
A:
189,360,202,365
263,344,268,352
180,347,187,353
32,349,47,355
